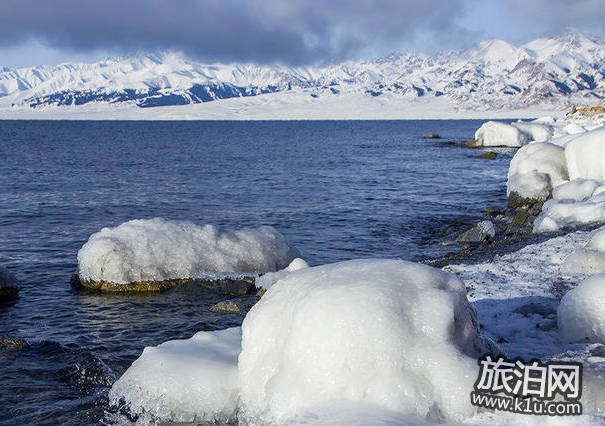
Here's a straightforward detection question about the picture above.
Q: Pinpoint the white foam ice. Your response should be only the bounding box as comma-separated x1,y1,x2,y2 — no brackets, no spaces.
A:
77,218,300,284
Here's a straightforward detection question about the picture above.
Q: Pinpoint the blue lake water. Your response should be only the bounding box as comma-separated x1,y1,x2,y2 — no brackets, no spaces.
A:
0,120,514,425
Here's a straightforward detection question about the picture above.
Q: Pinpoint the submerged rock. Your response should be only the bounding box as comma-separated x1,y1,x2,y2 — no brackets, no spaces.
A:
475,152,497,159
0,266,20,301
72,270,257,295
423,133,442,139
210,301,241,314
457,221,496,243
0,337,27,351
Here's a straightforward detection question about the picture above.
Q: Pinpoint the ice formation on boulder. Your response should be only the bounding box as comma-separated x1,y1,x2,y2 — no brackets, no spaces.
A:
565,128,605,180
474,121,531,147
560,249,605,274
511,121,553,142
534,183,605,233
239,259,489,424
77,218,300,284
109,328,241,423
255,258,309,290
558,273,605,343
507,142,568,200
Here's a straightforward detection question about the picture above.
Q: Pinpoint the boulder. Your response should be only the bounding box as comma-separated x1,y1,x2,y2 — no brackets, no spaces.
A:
457,221,496,243
210,301,241,314
0,266,19,301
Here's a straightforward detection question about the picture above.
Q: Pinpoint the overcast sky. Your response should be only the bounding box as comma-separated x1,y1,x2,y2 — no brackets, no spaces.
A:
0,0,604,67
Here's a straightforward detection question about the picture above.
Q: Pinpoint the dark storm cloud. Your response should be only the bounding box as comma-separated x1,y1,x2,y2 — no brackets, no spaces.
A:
0,0,467,63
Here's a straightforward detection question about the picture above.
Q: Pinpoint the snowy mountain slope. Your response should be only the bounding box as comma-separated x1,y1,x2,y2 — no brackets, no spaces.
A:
1,30,604,114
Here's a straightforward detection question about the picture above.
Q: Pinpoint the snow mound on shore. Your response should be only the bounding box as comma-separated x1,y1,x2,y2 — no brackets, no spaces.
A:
475,121,531,147
77,218,300,284
239,259,488,424
512,121,553,142
507,142,568,200
565,128,605,180
109,327,241,423
558,274,605,343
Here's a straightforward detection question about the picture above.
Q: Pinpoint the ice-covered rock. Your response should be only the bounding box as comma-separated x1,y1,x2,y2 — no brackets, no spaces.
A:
565,128,605,180
77,218,300,286
560,249,605,274
256,258,309,290
474,121,531,147
534,181,605,233
457,220,496,242
0,265,19,300
238,259,489,424
558,274,605,343
511,121,553,142
588,229,605,251
506,142,568,202
109,327,241,423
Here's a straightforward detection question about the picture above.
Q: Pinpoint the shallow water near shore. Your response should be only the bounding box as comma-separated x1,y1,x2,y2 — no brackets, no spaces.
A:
0,120,515,425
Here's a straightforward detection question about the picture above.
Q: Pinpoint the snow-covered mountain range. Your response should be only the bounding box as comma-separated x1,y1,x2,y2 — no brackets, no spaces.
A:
1,30,604,118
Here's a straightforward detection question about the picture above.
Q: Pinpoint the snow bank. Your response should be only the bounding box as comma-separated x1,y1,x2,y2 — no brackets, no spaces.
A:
506,142,568,200
511,121,553,142
565,128,605,180
109,327,241,423
77,218,300,284
558,274,605,343
256,258,309,290
239,259,488,424
474,121,531,147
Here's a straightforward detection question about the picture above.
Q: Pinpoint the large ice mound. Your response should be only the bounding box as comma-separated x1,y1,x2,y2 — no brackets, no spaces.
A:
238,259,489,424
507,142,568,200
565,128,605,180
77,218,300,284
558,273,605,343
109,327,241,423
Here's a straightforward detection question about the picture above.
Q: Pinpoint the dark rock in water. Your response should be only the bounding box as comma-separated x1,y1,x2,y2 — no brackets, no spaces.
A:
73,270,257,295
507,191,539,210
423,133,442,139
210,301,240,314
511,211,529,225
0,286,19,301
475,152,497,159
456,139,481,148
0,337,27,351
72,273,188,293
191,276,256,295
457,221,496,243
0,266,20,301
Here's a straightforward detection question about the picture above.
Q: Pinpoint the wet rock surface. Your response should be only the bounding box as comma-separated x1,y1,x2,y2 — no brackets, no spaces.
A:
72,272,257,295
210,301,241,314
